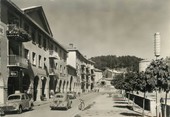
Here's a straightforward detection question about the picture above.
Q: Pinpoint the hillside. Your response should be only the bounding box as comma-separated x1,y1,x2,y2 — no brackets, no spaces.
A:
90,55,143,72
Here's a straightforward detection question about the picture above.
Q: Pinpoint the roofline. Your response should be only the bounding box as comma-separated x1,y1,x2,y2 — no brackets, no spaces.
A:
67,49,94,64
22,6,53,37
67,49,95,64
67,64,76,70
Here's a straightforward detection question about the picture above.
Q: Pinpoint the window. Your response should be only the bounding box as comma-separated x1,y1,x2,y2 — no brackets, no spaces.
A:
24,22,29,33
60,65,62,74
38,34,42,48
55,63,58,69
31,29,36,44
38,55,42,68
64,53,67,62
24,49,29,60
32,52,36,66
43,38,47,50
8,12,20,27
49,42,53,50
55,46,58,52
24,49,29,63
59,49,62,59
44,57,46,69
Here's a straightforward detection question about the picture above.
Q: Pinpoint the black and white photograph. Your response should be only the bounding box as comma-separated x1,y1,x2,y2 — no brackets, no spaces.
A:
0,0,170,117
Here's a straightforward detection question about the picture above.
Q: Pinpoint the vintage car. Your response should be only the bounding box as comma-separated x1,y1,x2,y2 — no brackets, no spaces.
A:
50,93,72,110
67,92,76,99
0,93,33,114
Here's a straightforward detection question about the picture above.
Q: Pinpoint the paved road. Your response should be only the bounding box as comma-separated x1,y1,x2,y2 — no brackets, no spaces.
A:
76,93,142,117
3,92,100,117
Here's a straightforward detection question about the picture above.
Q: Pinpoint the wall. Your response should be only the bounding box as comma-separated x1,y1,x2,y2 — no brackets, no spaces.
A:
0,22,8,103
67,51,76,68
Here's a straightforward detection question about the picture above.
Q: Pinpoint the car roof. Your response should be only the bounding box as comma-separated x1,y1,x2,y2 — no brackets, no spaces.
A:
8,93,26,97
55,93,67,95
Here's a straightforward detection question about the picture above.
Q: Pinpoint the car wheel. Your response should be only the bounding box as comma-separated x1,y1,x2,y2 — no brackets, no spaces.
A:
69,104,72,108
65,105,68,110
29,103,33,110
18,106,22,114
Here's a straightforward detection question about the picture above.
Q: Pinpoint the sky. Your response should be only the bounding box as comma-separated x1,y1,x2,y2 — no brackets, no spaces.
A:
11,0,170,60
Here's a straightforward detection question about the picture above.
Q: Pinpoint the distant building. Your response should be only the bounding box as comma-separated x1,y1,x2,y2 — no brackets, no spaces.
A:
66,44,95,92
103,68,123,81
139,59,151,72
67,65,78,92
94,68,103,82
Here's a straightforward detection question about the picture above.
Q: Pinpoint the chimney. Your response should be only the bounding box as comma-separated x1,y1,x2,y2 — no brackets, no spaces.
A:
69,43,73,48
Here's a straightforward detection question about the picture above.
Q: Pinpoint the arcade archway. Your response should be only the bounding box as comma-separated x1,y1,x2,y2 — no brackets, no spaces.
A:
33,76,39,101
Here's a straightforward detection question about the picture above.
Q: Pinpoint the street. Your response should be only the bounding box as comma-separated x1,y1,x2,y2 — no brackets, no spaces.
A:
1,91,145,117
3,92,100,117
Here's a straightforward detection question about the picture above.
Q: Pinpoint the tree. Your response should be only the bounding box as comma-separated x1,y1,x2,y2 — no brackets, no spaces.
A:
145,58,170,117
90,55,142,71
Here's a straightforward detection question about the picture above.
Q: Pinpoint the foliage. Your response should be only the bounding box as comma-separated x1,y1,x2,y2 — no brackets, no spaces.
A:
90,55,142,72
145,58,170,92
111,72,137,92
111,73,124,90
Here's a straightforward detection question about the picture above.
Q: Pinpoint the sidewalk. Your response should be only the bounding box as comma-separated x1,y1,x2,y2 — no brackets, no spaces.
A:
75,93,142,117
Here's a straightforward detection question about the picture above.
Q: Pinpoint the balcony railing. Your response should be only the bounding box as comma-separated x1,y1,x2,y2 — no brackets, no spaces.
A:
7,55,28,68
49,68,56,76
81,69,86,74
6,24,31,42
49,50,59,59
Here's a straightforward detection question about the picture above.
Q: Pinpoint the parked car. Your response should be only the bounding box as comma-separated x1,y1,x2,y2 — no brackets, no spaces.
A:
0,93,34,114
67,92,76,99
50,93,72,110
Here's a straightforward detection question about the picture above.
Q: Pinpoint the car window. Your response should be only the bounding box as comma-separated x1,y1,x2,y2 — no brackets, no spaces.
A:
25,94,29,99
8,95,21,100
21,95,25,100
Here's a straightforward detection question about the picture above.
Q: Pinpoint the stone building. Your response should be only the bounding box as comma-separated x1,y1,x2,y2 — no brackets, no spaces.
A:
67,44,95,92
0,0,71,103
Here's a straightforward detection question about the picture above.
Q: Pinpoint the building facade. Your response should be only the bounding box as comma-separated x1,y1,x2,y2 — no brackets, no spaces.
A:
67,44,95,93
139,59,151,72
0,0,71,103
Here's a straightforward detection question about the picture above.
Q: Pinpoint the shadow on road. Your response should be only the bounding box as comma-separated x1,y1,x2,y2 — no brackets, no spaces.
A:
113,105,128,108
114,101,128,104
120,112,141,116
83,102,96,111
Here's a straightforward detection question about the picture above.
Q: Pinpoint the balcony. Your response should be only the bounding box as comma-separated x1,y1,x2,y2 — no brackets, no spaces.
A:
49,50,59,59
7,55,28,69
49,68,56,76
86,69,91,75
6,24,31,42
49,68,60,77
81,63,86,67
81,69,86,75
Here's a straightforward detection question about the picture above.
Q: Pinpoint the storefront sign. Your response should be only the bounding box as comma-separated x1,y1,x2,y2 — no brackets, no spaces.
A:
10,71,18,77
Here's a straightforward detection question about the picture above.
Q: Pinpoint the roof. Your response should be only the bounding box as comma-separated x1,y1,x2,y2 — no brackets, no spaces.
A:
94,68,102,72
22,6,53,36
67,48,95,65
